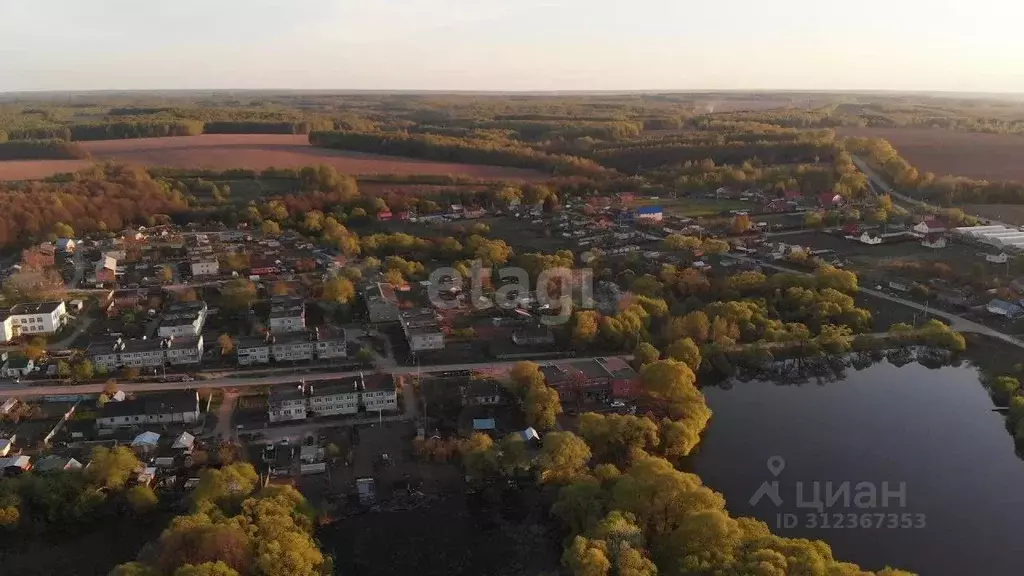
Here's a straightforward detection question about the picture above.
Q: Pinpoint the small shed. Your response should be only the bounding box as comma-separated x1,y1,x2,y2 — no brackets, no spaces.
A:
171,431,195,452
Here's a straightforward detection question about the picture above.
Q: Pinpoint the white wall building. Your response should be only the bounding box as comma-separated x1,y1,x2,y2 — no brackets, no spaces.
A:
190,259,219,276
237,337,271,366
7,301,67,336
400,309,445,353
270,332,314,362
97,391,200,428
268,386,308,423
158,302,208,339
268,297,306,333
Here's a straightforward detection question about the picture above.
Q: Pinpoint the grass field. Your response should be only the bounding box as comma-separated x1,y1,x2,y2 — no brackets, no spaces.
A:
0,134,549,181
836,126,1024,182
633,196,754,217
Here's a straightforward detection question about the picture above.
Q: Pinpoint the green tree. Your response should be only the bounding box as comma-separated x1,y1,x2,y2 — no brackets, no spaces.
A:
127,485,159,514
458,432,497,479
190,463,260,512
665,338,701,372
990,376,1020,406
87,446,142,490
158,265,174,284
221,279,257,313
72,360,95,382
260,220,282,236
109,562,160,576
632,342,660,369
538,431,592,485
578,413,659,466
53,222,75,238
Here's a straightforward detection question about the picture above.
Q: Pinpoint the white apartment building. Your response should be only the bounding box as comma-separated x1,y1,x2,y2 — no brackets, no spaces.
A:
270,332,314,362
268,296,306,333
190,259,219,276
236,337,272,366
314,327,347,360
165,336,205,365
157,302,208,339
6,301,67,337
400,309,445,353
0,314,13,344
269,374,398,422
268,386,308,423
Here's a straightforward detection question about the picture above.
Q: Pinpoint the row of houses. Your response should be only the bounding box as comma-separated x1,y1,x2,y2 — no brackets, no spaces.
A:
236,327,348,366
268,374,398,423
89,335,205,370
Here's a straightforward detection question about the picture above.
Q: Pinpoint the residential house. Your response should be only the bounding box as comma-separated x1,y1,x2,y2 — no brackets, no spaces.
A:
55,238,77,253
21,243,56,270
249,258,279,277
818,192,843,208
270,374,398,422
157,301,208,338
268,296,306,333
400,309,445,352
634,206,663,222
313,327,348,360
31,455,82,473
108,289,142,315
270,331,315,362
0,455,31,474
95,255,118,284
921,235,947,249
97,391,200,428
377,209,393,221
236,336,272,366
986,299,1024,318
986,253,1009,264
0,313,12,344
1,357,34,378
0,435,15,457
541,358,639,401
8,301,67,335
0,398,17,416
190,259,219,276
858,232,882,245
365,282,400,323
512,325,555,346
461,379,505,406
913,219,947,235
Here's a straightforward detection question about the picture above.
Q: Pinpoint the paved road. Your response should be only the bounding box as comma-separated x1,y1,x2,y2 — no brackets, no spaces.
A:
0,355,623,398
749,258,1024,349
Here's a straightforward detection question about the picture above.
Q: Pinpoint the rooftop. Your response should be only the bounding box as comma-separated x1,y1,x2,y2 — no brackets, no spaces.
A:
269,384,305,404
9,301,64,315
99,391,198,419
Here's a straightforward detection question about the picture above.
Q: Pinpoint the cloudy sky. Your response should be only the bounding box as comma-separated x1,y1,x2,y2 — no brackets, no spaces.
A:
2,0,1022,92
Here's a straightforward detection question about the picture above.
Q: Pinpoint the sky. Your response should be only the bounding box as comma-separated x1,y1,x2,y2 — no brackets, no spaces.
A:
2,0,1023,93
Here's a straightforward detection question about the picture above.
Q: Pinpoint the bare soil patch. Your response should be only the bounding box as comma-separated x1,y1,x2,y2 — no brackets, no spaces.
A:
0,134,547,181
836,127,1024,182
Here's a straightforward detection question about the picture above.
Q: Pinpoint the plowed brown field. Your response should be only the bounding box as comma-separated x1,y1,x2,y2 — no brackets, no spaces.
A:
836,127,1024,182
0,134,547,181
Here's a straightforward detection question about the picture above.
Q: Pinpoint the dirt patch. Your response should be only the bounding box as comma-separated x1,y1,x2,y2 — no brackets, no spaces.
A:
0,134,548,182
835,127,1024,182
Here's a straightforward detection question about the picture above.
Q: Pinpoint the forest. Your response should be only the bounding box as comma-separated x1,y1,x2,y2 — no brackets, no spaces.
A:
0,138,91,160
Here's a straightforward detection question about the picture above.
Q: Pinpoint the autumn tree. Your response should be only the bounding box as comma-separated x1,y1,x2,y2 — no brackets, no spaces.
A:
127,485,159,514
665,338,701,372
508,361,545,396
632,342,660,369
572,310,600,347
221,279,257,313
538,431,592,484
321,277,355,304
217,334,234,355
525,384,563,431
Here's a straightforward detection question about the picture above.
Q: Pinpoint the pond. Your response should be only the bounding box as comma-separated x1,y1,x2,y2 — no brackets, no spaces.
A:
688,356,1024,576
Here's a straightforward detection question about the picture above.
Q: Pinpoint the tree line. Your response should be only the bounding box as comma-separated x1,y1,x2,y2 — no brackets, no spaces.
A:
0,164,189,246
846,136,1024,204
308,130,612,177
591,135,837,173
0,138,91,160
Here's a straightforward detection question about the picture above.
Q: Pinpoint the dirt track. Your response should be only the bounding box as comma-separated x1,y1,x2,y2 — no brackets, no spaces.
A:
0,134,547,181
836,126,1024,182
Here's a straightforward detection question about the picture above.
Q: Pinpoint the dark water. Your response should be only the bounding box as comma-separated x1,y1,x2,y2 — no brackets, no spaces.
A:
688,360,1024,576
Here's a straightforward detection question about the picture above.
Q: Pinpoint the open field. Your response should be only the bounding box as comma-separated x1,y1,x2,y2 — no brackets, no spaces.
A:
634,196,754,217
0,134,548,181
835,126,1024,182
961,204,1024,226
